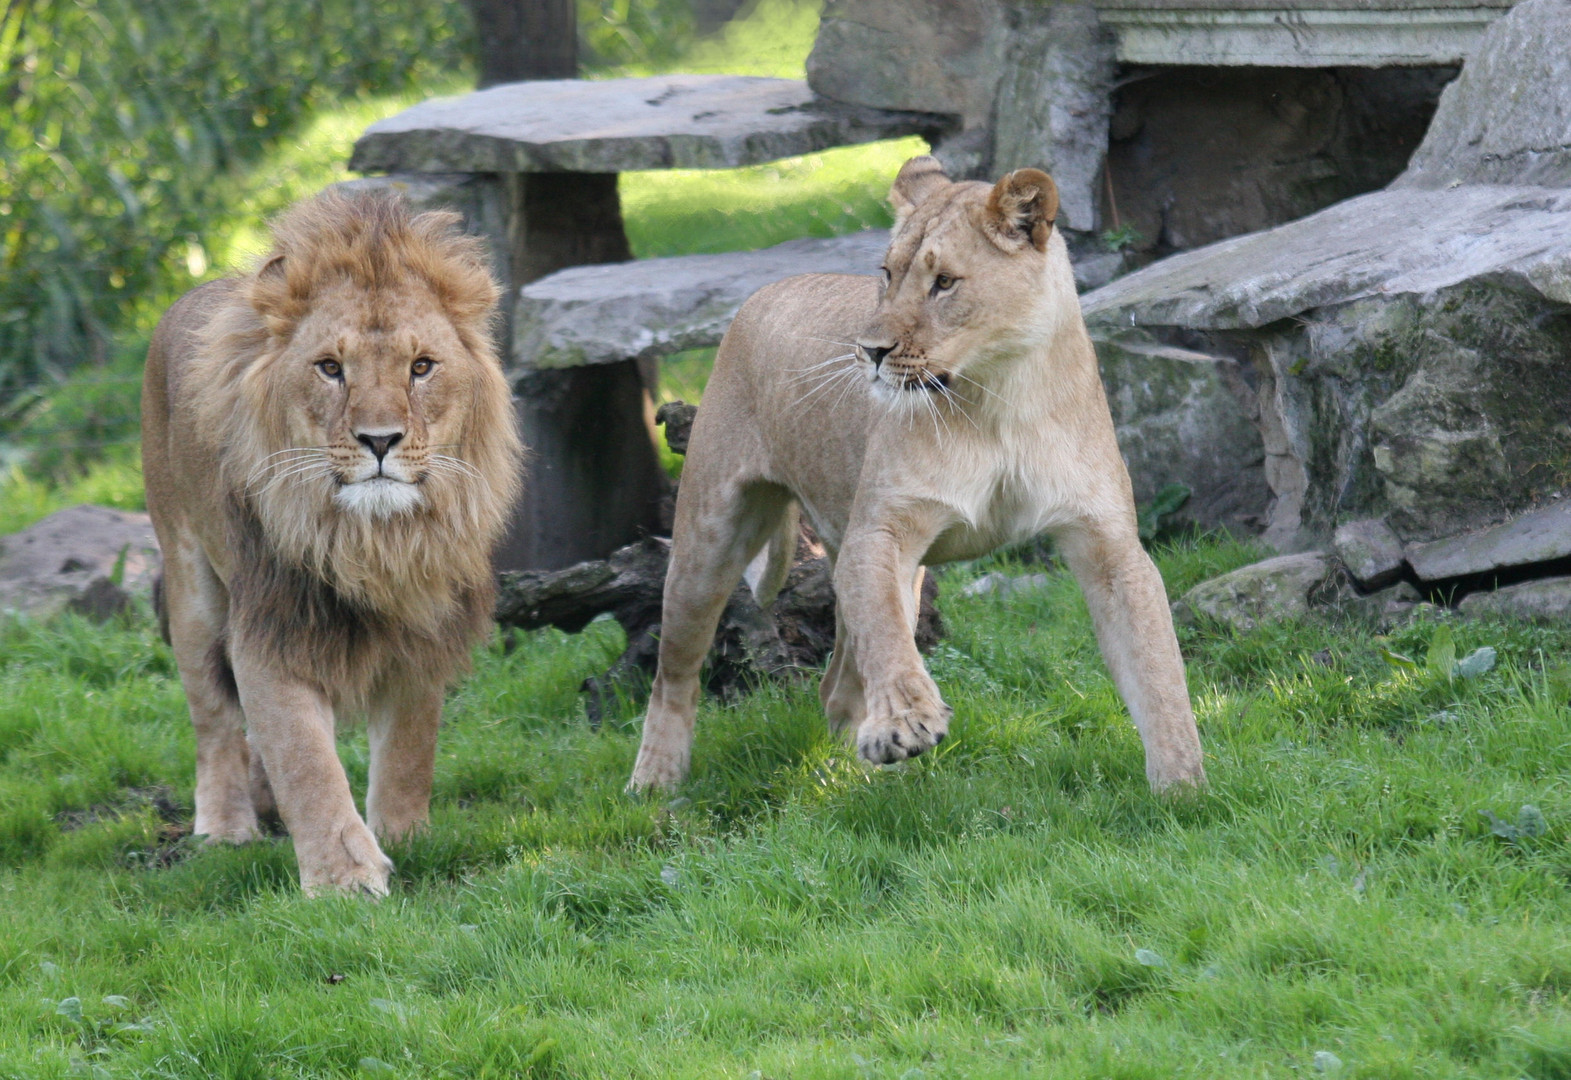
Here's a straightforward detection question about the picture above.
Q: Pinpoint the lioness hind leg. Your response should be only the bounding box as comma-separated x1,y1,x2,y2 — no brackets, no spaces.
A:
366,680,442,842
231,650,392,896
1057,521,1206,791
162,550,261,845
629,482,791,791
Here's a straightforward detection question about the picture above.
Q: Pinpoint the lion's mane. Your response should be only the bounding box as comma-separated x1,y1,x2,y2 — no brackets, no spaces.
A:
193,191,521,701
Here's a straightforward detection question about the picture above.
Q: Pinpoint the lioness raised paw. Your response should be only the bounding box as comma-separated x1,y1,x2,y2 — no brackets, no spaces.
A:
298,821,394,898
856,675,952,765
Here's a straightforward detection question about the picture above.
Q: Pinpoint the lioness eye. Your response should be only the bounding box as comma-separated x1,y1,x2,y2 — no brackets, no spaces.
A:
411,357,434,378
880,265,891,287
934,273,956,291
316,358,342,380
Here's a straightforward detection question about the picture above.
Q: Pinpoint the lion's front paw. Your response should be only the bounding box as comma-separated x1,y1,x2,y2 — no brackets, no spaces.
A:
299,820,393,898
856,675,951,765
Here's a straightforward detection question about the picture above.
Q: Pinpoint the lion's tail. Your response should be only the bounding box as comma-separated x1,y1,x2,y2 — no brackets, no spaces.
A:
742,499,799,608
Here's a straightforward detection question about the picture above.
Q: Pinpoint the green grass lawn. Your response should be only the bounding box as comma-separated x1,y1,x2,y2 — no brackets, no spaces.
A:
2,536,1571,1079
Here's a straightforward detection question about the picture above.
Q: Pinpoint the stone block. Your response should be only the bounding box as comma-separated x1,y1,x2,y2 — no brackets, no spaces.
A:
1171,551,1334,631
1457,576,1571,620
1333,518,1406,588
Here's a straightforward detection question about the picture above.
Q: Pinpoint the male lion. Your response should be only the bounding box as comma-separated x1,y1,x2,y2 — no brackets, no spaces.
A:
143,192,522,895
630,157,1205,793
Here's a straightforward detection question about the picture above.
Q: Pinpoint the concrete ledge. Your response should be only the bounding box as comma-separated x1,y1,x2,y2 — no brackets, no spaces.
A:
1100,4,1512,65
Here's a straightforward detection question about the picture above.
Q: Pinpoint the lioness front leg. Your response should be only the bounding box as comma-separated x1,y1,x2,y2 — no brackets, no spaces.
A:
231,650,392,896
835,519,951,765
1058,521,1206,791
366,681,442,841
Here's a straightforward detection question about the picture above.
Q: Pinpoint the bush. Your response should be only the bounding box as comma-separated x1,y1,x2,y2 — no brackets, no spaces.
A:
0,0,476,399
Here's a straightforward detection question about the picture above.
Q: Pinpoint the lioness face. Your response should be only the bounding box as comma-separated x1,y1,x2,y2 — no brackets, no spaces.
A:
258,280,487,519
857,157,1061,402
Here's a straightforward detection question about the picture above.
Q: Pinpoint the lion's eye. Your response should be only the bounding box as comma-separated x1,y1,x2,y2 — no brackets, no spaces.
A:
880,265,891,287
411,357,435,379
316,358,343,380
933,273,956,292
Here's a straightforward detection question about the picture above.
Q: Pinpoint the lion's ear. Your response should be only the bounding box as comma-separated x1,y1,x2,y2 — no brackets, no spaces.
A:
250,253,300,337
983,169,1058,253
889,156,951,224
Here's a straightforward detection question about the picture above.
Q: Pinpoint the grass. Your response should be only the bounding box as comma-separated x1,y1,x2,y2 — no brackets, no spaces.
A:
2,536,1571,1078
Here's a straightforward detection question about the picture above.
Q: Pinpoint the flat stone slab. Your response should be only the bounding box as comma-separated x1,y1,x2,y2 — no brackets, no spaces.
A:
513,230,890,369
351,75,954,175
1082,183,1571,332
1406,501,1571,581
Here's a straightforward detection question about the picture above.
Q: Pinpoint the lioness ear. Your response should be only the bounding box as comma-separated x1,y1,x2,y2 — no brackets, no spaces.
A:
889,156,951,224
983,169,1058,253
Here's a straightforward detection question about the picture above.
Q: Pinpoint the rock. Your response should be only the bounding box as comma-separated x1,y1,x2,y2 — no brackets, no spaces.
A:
1406,501,1571,582
0,505,161,621
513,230,889,370
1096,332,1269,535
808,0,1008,130
1171,552,1335,632
988,2,1117,232
655,401,698,456
959,572,1052,599
1458,576,1571,620
350,74,955,175
1333,518,1407,589
1397,0,1571,190
1082,0,1571,549
1341,580,1425,627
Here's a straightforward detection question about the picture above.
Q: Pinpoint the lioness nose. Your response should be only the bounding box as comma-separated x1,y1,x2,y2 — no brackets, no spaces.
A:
356,430,404,461
861,344,893,369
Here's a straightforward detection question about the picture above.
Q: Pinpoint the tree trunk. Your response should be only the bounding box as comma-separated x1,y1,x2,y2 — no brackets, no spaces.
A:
466,0,576,87
461,0,663,573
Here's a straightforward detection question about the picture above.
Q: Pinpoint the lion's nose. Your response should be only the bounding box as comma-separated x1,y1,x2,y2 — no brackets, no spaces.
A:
861,344,893,369
356,430,404,462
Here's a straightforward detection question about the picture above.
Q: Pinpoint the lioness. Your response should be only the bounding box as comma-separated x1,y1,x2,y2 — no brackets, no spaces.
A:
143,192,522,895
630,157,1205,793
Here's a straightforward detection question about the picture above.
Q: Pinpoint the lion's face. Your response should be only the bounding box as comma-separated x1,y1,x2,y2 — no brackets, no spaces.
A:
857,158,1063,403
266,280,489,520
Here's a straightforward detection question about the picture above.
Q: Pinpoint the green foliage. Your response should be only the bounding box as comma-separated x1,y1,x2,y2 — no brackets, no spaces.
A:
0,0,476,399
